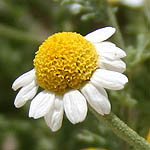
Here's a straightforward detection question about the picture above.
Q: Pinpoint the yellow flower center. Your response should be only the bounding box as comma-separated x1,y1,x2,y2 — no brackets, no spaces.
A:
34,32,98,93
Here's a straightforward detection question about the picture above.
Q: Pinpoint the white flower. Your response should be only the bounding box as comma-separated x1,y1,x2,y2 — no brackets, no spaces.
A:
12,27,128,132
121,0,144,7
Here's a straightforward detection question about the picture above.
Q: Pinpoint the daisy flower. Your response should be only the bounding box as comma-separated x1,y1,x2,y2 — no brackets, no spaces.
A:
121,0,144,7
108,0,144,7
12,27,128,132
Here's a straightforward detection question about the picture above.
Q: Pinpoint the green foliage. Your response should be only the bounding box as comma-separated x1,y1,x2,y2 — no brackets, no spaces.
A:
0,0,150,150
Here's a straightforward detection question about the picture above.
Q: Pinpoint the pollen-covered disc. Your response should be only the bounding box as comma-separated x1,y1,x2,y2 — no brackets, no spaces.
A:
34,32,98,93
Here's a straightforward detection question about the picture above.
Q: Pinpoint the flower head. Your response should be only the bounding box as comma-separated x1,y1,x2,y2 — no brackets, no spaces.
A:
12,27,128,131
121,0,144,7
108,0,145,7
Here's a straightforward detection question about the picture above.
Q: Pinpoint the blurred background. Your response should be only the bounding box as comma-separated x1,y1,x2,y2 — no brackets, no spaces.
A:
0,0,150,150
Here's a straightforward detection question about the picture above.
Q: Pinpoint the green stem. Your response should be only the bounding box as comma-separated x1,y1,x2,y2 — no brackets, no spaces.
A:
103,1,125,49
90,108,150,150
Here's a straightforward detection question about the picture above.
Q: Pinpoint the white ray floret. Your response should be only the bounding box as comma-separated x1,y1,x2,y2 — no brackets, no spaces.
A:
44,96,64,132
85,27,116,43
95,43,126,60
14,80,38,108
91,69,128,90
63,90,87,124
99,57,126,73
96,41,116,47
81,83,111,115
29,90,55,119
12,69,36,91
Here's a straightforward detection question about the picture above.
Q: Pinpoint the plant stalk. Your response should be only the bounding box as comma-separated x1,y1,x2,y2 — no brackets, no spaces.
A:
90,108,150,150
102,0,125,49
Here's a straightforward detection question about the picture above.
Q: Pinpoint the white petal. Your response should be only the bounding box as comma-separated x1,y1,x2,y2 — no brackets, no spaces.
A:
91,69,128,90
89,81,108,98
63,90,87,124
12,69,36,91
44,96,64,132
97,41,116,47
99,57,126,73
14,80,38,108
95,43,126,59
85,27,116,43
29,90,55,119
81,83,111,115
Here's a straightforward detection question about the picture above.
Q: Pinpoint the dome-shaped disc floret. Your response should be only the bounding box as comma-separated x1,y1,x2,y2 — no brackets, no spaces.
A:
34,32,98,93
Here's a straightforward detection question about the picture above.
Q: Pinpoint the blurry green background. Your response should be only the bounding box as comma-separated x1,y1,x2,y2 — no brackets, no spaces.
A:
0,0,150,150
